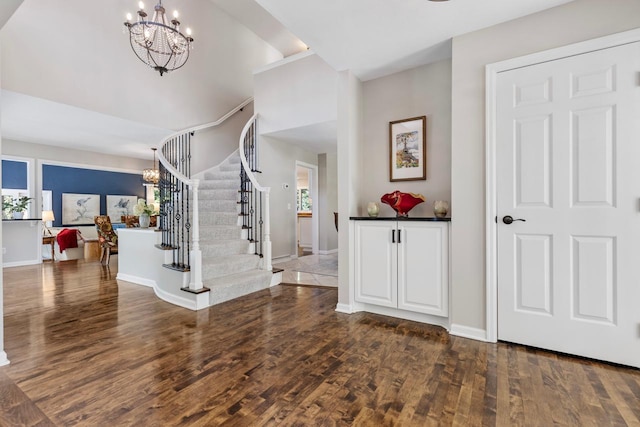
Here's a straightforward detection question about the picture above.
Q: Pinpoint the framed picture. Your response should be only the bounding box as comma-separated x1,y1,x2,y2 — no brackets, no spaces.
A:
62,193,100,225
389,116,426,182
106,195,138,223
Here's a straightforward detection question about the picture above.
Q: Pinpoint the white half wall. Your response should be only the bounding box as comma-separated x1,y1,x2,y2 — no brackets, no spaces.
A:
254,51,337,135
450,0,640,331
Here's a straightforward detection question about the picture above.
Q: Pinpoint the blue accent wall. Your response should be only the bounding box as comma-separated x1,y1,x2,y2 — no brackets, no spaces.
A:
2,160,28,190
43,165,145,226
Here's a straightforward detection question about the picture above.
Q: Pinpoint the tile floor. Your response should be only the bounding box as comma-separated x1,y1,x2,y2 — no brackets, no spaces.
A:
273,252,338,287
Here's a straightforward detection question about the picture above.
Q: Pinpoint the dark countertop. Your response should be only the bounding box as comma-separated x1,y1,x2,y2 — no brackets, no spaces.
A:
350,216,451,222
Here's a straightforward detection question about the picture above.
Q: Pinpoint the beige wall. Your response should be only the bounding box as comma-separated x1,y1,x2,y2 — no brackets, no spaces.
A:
360,59,452,218
318,152,338,252
254,52,337,136
190,104,255,175
450,0,640,331
260,136,318,258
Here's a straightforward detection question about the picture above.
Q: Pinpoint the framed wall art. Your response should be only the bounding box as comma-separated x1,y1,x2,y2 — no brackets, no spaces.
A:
62,193,100,225
389,116,426,182
106,195,138,222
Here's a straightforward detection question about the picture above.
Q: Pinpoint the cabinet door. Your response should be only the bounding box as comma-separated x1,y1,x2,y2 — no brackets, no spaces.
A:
397,222,449,316
354,221,397,308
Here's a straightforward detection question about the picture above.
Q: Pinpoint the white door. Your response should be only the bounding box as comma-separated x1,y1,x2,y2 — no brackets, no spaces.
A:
496,42,640,367
397,222,448,317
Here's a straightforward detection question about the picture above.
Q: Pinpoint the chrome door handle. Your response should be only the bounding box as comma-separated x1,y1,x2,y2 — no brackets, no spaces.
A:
503,215,526,225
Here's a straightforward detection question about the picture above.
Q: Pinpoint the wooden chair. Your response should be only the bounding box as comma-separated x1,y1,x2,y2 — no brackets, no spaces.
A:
121,215,139,228
94,215,118,265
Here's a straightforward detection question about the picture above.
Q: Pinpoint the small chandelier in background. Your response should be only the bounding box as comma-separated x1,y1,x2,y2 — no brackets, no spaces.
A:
124,1,194,76
143,148,160,185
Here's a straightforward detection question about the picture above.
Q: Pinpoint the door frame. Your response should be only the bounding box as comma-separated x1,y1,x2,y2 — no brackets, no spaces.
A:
484,28,640,343
294,161,319,255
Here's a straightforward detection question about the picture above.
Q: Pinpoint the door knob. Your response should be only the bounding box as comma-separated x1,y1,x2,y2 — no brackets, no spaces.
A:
502,215,526,225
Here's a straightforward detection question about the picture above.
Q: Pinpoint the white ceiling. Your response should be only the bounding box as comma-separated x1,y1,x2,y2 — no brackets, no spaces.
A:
255,0,575,81
0,0,575,158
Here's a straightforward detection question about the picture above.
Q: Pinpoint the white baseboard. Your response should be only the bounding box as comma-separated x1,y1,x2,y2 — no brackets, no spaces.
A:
318,248,338,255
0,351,9,366
117,273,197,311
3,259,42,268
335,303,357,314
272,255,293,264
449,324,488,342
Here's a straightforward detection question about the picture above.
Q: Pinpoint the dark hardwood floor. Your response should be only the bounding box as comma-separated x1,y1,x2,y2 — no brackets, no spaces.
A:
1,259,639,426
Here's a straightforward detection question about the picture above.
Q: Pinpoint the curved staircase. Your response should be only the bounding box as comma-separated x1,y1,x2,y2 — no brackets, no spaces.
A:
198,153,273,305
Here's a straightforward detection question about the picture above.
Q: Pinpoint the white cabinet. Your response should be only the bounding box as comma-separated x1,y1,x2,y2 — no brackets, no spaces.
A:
354,220,448,317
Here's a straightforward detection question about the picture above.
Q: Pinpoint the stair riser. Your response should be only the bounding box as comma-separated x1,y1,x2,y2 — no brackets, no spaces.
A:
200,226,242,240
220,163,241,172
200,213,239,226
199,189,238,201
202,257,260,279
199,180,238,190
199,199,238,212
201,242,250,257
204,171,240,181
208,274,272,306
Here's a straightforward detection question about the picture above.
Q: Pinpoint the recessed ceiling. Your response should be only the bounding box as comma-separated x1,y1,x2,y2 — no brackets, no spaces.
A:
255,0,575,80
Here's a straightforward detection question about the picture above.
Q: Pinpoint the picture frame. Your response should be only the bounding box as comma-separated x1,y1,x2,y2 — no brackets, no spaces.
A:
106,195,138,223
389,116,427,182
62,193,100,225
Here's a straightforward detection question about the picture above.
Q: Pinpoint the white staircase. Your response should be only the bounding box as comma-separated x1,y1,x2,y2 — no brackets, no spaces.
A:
198,153,273,305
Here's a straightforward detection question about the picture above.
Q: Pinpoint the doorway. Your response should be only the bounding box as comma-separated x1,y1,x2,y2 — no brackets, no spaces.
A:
487,31,640,368
295,162,318,257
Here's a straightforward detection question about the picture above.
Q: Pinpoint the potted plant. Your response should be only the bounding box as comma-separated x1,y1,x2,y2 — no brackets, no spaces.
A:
3,196,33,219
133,199,156,228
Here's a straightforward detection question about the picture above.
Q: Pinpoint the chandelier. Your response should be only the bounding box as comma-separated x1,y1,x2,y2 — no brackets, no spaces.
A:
143,148,160,184
124,1,194,76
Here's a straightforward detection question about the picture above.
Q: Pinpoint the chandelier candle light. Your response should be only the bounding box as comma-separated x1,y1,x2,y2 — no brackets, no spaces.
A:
124,1,194,76
143,147,160,184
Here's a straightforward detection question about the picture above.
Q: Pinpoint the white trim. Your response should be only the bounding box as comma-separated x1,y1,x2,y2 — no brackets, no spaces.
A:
358,303,450,330
295,161,319,255
253,50,315,75
272,255,294,264
335,303,357,314
38,159,142,175
318,248,338,255
450,324,488,342
116,273,197,311
0,351,9,366
3,259,41,268
485,28,640,345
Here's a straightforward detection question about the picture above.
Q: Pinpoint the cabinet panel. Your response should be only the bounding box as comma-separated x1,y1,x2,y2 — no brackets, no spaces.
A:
354,221,397,307
397,223,448,316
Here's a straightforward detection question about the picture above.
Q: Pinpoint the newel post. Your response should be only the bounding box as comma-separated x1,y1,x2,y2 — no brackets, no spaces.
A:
263,189,272,271
189,179,203,290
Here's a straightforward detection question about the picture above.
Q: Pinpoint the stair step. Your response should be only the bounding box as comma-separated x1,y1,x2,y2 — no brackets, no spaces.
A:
200,212,239,226
202,254,260,279
199,179,239,190
200,225,242,240
204,170,240,181
199,189,237,201
201,239,250,257
206,269,272,306
199,199,238,212
220,163,241,172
